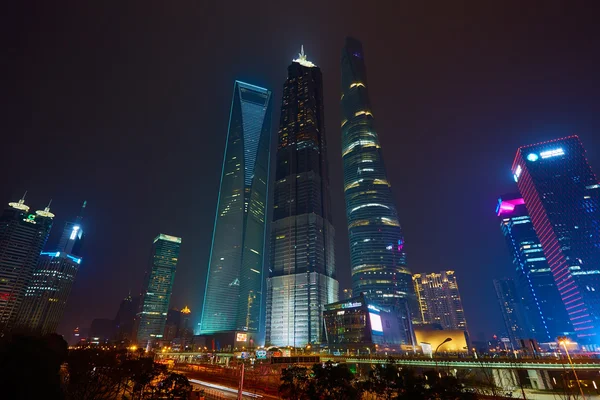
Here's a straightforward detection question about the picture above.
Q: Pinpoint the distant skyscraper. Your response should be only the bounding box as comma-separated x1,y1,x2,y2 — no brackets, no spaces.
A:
493,278,530,347
114,292,139,342
413,271,468,331
512,136,600,344
0,196,54,332
340,37,416,315
266,47,338,347
200,81,272,335
496,193,571,341
137,234,181,346
17,201,87,334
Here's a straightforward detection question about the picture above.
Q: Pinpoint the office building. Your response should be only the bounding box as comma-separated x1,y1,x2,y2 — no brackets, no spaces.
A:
340,37,416,317
114,292,139,342
496,193,571,341
266,47,338,347
200,81,272,334
512,136,600,344
323,294,411,354
0,196,54,332
493,278,531,347
136,234,181,347
17,202,86,334
413,271,468,331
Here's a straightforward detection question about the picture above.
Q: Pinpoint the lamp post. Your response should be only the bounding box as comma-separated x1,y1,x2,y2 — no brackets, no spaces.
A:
434,338,452,373
558,337,586,400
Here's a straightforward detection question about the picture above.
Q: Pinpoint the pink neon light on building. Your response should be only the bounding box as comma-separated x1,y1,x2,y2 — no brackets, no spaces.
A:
497,198,525,216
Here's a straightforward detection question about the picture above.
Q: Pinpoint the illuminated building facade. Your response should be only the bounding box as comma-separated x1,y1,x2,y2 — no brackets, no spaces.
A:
137,234,181,346
413,271,468,331
323,294,411,354
496,193,572,341
0,197,54,332
200,81,272,334
266,47,338,347
340,37,416,316
493,278,532,347
512,136,600,344
17,202,86,334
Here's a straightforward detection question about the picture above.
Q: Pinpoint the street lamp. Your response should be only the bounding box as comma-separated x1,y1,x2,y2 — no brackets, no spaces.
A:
434,338,452,373
558,337,586,400
435,338,453,356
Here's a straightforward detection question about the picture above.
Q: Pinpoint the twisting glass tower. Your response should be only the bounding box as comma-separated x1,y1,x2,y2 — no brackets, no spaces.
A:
266,47,338,347
200,81,272,334
341,37,416,317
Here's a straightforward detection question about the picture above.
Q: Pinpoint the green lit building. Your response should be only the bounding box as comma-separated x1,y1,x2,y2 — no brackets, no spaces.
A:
137,233,181,347
200,81,272,334
0,196,54,333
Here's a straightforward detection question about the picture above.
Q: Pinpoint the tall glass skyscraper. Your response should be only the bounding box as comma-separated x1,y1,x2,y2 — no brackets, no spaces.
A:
493,278,531,347
496,193,572,341
266,47,338,347
341,37,416,314
200,81,272,334
17,202,87,334
0,196,54,332
512,136,600,344
137,233,181,346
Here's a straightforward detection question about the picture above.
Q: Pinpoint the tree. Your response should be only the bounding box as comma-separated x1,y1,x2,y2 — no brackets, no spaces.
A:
154,372,192,399
279,365,311,400
0,332,68,400
310,361,359,400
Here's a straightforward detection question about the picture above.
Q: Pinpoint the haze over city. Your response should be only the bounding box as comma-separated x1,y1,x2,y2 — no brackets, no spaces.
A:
4,0,600,342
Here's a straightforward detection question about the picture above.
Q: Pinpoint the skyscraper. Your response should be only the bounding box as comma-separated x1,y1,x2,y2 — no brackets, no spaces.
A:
512,136,600,344
496,193,571,341
266,47,338,347
137,233,181,346
413,271,468,331
200,81,272,334
340,37,416,315
493,278,530,347
17,202,87,334
0,196,54,332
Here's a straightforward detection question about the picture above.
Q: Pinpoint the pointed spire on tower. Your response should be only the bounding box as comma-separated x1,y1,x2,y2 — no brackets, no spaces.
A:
36,199,55,218
76,200,87,222
9,191,30,212
293,45,316,68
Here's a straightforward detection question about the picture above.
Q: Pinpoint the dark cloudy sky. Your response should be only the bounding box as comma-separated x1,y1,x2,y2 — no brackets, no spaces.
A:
3,1,600,340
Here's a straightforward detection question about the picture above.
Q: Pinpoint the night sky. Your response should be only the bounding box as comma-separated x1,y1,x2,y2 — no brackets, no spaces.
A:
4,1,600,340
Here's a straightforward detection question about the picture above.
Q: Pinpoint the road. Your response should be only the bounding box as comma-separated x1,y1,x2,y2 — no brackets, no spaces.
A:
189,378,280,400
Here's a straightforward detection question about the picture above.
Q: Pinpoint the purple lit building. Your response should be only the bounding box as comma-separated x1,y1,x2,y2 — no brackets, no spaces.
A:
511,136,600,345
496,193,572,342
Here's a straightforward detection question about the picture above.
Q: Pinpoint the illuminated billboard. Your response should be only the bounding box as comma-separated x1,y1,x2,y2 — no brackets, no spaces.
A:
369,312,383,333
236,333,248,342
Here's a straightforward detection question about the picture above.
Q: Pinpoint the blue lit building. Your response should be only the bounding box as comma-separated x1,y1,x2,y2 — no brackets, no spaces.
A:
137,234,181,347
266,47,338,347
512,136,600,345
340,37,416,316
493,278,535,347
200,81,272,335
0,196,54,332
17,202,86,334
496,193,572,342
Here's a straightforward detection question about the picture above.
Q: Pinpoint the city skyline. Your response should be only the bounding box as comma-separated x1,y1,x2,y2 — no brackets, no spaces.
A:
5,2,600,339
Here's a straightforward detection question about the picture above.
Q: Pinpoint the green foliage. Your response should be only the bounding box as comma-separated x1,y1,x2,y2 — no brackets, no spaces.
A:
280,361,359,400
